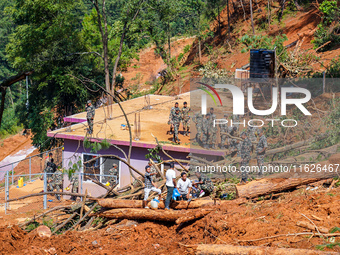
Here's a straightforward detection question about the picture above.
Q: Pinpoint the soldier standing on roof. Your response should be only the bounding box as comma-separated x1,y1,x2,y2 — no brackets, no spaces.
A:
181,102,190,136
193,112,203,145
86,100,95,135
202,114,210,149
256,129,268,177
168,102,179,135
240,131,252,184
208,108,217,149
171,107,182,144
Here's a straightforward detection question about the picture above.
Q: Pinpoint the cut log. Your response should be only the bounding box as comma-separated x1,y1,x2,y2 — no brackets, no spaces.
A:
194,244,339,255
97,198,246,209
98,199,143,208
96,208,211,223
237,158,340,199
296,221,329,234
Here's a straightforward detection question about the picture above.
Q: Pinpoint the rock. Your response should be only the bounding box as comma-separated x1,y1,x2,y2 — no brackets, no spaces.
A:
92,240,98,246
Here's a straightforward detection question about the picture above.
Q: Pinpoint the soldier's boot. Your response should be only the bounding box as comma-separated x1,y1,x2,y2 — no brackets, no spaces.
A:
203,144,209,149
169,126,173,135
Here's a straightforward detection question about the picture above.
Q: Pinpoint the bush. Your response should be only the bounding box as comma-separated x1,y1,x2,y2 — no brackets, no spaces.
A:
0,107,22,137
240,34,288,61
312,1,340,51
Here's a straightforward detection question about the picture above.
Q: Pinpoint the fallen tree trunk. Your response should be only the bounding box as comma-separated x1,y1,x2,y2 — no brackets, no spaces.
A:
237,158,340,199
194,244,339,255
95,208,211,224
265,134,327,156
98,198,246,209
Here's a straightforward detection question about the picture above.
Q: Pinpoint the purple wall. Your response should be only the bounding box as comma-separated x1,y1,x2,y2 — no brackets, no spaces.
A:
63,139,189,197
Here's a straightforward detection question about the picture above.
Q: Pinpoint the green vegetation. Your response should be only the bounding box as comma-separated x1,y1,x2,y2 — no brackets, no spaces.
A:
312,1,340,51
240,34,288,61
0,0,229,148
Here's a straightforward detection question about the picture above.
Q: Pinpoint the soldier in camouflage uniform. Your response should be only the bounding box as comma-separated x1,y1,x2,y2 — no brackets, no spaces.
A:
240,132,252,184
86,100,95,135
193,112,204,144
67,174,79,201
108,163,118,186
220,114,229,149
181,102,190,136
232,115,240,131
247,121,259,152
43,158,57,191
228,126,238,156
52,169,63,201
194,172,214,197
210,182,238,200
256,129,268,177
168,102,179,135
171,107,182,143
208,111,217,149
202,114,210,148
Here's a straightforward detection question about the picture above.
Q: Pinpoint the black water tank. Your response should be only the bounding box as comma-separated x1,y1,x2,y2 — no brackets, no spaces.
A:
250,49,275,78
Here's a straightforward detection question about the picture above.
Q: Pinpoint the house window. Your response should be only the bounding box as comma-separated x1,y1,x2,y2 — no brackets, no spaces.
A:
83,154,100,182
82,153,120,185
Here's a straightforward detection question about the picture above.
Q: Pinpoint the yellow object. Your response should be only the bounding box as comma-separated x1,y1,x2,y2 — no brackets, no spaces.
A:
65,187,70,191
18,177,24,188
105,182,110,186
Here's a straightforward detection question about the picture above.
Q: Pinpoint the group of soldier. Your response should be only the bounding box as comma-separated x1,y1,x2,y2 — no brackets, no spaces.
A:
193,110,268,184
168,101,190,144
43,153,79,201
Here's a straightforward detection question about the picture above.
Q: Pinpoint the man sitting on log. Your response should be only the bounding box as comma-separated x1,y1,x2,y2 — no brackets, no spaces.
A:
143,165,161,209
177,172,192,201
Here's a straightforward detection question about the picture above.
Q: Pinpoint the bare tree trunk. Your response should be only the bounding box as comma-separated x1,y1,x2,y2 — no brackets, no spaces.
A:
0,88,7,129
168,21,171,65
111,0,145,92
240,0,246,22
111,23,127,93
92,0,111,117
199,39,202,64
8,88,14,107
268,0,271,28
250,0,255,35
227,0,230,35
0,70,33,128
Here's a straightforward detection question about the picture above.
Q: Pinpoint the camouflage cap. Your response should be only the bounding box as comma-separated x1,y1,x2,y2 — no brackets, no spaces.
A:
87,100,92,104
112,163,118,167
240,131,247,137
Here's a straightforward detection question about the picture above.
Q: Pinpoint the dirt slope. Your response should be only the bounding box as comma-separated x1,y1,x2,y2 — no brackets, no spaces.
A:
122,37,195,91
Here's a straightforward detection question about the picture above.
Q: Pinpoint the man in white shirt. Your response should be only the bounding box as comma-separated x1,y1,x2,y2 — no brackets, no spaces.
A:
165,162,177,209
177,172,192,200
